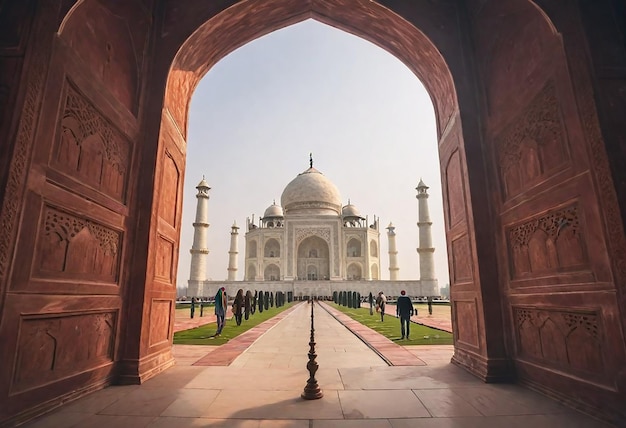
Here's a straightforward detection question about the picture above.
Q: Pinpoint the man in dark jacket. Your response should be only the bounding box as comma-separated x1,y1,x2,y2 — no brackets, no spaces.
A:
396,290,415,339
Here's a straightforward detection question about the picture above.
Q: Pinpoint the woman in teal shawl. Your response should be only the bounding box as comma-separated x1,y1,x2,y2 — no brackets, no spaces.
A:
215,287,226,335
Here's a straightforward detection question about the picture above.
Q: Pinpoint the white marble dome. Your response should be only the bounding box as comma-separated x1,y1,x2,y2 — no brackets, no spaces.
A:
281,167,342,215
263,202,284,218
342,202,361,218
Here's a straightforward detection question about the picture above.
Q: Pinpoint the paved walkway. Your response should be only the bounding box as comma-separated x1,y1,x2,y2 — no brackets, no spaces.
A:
24,302,611,427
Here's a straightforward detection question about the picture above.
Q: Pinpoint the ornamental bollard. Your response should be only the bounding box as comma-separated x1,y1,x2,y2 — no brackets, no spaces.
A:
302,299,323,400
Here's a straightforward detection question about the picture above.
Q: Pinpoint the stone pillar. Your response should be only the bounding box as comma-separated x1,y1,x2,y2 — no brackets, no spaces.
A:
416,180,436,286
188,177,211,295
227,221,239,281
386,222,399,280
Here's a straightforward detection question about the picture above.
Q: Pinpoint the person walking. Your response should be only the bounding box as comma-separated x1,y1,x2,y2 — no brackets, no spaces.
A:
396,290,415,339
375,291,387,322
232,288,244,326
214,287,227,336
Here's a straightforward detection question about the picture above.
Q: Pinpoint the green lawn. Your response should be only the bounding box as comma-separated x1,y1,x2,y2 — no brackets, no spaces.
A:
332,304,453,345
175,302,214,310
174,303,294,346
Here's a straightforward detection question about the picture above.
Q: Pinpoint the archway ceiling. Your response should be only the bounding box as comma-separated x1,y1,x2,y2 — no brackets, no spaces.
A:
164,0,456,136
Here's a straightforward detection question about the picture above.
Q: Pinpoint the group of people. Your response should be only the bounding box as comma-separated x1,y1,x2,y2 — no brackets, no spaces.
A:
216,287,419,340
213,287,251,336
375,290,416,340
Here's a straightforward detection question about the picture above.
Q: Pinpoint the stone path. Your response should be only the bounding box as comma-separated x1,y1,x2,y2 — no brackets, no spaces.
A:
24,302,612,428
194,304,299,366
321,302,426,366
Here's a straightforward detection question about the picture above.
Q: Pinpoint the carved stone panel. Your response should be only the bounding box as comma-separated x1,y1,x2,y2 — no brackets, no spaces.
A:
495,82,569,201
158,151,179,228
35,206,121,283
507,204,588,279
60,0,150,113
514,307,604,376
445,150,465,228
155,235,174,283
451,234,472,283
53,84,130,203
295,227,331,244
12,311,116,393
454,300,479,347
149,299,171,347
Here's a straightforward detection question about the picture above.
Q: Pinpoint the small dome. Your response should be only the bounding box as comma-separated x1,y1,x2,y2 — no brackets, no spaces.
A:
416,178,428,190
281,167,342,215
342,202,361,218
263,202,284,218
196,177,210,189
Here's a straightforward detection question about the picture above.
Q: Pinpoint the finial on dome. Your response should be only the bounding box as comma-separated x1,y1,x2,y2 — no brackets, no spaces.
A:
348,198,351,205
273,199,276,205
309,153,313,168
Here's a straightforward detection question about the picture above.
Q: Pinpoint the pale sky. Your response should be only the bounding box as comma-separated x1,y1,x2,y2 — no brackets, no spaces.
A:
177,19,450,290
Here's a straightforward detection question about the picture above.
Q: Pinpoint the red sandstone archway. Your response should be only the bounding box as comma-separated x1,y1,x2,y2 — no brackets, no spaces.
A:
159,0,504,383
1,1,625,425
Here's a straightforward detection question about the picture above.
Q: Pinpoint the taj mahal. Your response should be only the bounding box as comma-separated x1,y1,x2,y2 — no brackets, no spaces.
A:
187,157,438,299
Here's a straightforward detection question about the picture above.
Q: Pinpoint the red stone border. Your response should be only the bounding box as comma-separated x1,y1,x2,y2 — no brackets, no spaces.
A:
193,303,301,366
320,302,426,366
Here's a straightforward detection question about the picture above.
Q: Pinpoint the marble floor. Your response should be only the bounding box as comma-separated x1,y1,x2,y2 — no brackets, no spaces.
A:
23,302,611,427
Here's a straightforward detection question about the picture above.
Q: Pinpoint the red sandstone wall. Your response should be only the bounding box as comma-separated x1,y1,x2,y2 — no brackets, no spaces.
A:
471,0,626,421
0,0,624,425
0,0,160,423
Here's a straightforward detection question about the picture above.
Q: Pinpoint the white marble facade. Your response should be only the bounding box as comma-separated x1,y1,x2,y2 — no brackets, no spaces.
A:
244,162,380,283
188,159,438,298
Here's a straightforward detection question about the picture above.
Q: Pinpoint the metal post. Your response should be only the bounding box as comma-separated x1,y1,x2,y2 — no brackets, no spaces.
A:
301,299,323,400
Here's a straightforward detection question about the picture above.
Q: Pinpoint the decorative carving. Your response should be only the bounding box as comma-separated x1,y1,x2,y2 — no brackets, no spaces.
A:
508,204,587,278
55,84,130,202
513,307,604,377
44,209,119,255
12,311,116,393
516,308,533,325
496,82,569,199
562,312,599,340
37,206,121,281
0,14,51,281
566,26,626,296
295,228,331,245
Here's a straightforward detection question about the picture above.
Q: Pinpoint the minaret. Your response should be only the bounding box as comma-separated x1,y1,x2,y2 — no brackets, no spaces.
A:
387,222,399,280
416,179,436,281
189,177,211,294
227,221,239,281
